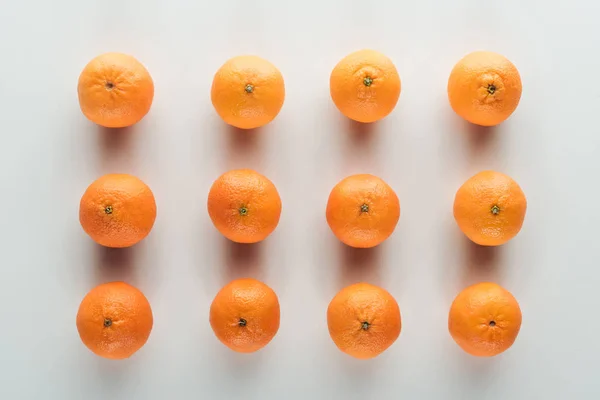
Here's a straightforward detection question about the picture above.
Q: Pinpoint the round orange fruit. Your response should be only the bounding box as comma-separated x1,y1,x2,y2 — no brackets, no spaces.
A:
448,51,522,126
453,170,527,246
330,49,401,123
79,173,157,248
209,278,280,353
326,174,400,248
211,55,285,129
76,281,153,359
207,169,282,243
78,52,154,128
327,283,401,359
449,282,522,357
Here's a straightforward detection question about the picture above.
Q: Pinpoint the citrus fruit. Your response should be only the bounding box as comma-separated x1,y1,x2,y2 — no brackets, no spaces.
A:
207,169,282,243
211,55,285,129
209,278,280,353
326,174,400,248
77,52,154,128
453,170,527,246
330,49,401,123
76,281,153,359
448,282,522,357
327,283,401,359
79,173,157,248
448,51,522,126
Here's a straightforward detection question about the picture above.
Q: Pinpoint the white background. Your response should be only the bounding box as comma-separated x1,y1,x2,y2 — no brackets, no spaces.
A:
1,0,599,399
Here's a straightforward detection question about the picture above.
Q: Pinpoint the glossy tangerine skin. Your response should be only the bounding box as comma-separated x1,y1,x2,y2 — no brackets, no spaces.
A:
326,174,400,248
207,169,282,244
330,49,401,123
209,278,280,353
453,170,527,246
447,51,522,126
79,174,157,248
76,282,153,360
211,55,285,129
448,282,522,357
327,283,401,359
78,52,154,128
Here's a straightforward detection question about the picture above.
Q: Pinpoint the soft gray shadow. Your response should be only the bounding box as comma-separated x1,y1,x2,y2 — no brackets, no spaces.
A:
93,243,140,285
96,124,138,171
338,242,383,287
462,238,503,286
347,118,380,140
334,353,379,395
206,344,266,393
456,118,500,159
223,124,266,170
340,115,384,174
343,117,381,155
223,239,265,283
454,351,500,395
94,358,133,388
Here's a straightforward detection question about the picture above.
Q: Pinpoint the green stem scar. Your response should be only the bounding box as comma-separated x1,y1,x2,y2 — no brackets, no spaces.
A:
239,206,248,216
487,84,496,95
245,84,254,93
363,76,373,87
361,321,370,330
104,205,113,214
239,318,247,327
491,205,500,215
360,204,369,213
104,318,112,328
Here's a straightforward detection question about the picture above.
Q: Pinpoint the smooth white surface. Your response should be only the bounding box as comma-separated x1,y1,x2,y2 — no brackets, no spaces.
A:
1,0,599,398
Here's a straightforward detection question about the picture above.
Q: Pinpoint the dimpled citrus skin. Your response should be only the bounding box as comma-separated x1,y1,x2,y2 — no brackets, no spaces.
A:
211,55,285,129
453,170,527,246
210,278,280,353
77,53,154,128
76,281,153,360
326,174,400,248
448,282,522,357
327,283,401,359
79,174,157,248
330,49,401,123
448,51,522,126
207,169,282,243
